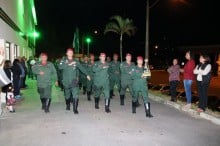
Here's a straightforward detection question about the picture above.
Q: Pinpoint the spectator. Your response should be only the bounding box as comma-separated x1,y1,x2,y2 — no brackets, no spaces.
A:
167,58,180,102
12,59,22,99
1,60,15,112
20,56,28,88
27,56,34,79
180,51,195,110
194,54,212,112
17,57,25,89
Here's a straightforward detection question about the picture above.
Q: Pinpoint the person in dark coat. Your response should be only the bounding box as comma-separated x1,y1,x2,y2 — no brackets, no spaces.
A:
12,59,22,99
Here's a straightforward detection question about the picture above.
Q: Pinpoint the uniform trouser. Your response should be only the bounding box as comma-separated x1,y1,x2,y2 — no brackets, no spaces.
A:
120,79,133,96
169,80,179,99
64,86,79,100
197,81,209,111
37,85,52,99
110,76,121,91
86,79,93,92
93,82,110,99
81,76,87,87
132,85,149,103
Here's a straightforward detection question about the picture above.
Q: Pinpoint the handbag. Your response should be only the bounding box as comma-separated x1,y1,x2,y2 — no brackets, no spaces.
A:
0,68,11,87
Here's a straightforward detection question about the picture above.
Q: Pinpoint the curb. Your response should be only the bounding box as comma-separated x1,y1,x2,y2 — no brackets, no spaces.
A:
149,93,220,125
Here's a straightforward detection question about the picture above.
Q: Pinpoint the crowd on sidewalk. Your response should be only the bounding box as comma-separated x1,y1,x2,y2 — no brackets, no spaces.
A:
167,51,212,113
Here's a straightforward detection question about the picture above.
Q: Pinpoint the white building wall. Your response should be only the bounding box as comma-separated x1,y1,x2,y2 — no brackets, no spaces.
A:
0,0,36,61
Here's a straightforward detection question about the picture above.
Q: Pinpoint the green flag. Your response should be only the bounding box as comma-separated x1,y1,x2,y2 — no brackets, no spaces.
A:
73,28,80,54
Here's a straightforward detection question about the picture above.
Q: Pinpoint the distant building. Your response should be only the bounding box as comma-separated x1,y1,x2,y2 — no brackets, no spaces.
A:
0,0,37,62
178,45,220,75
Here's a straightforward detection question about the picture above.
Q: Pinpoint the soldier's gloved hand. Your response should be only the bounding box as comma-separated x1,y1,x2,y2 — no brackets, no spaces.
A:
87,75,91,81
39,71,44,75
55,81,59,86
68,61,76,66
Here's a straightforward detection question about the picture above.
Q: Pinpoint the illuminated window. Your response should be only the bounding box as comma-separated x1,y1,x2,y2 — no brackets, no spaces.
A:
5,42,10,60
14,45,18,58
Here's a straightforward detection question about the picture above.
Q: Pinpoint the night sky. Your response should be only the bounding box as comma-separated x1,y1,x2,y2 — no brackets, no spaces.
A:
35,0,220,58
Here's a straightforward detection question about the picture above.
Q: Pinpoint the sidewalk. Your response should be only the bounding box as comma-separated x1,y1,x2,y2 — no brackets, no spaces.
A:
149,93,220,125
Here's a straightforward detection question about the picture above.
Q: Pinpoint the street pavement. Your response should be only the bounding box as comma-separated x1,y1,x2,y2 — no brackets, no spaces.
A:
0,79,220,146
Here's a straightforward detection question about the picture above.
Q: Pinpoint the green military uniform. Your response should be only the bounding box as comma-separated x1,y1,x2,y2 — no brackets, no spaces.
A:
32,61,57,113
58,57,88,114
93,61,111,112
109,60,121,98
131,66,149,103
80,61,88,94
86,61,94,100
131,65,153,117
119,61,135,105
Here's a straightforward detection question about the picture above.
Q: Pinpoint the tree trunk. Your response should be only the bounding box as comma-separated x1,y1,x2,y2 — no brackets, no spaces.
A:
120,34,123,63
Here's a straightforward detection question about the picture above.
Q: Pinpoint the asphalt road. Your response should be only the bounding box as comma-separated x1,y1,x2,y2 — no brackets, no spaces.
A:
0,79,220,146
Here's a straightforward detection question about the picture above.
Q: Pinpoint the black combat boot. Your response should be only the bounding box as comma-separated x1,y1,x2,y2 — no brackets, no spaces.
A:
73,98,79,114
95,97,100,109
45,98,51,113
132,101,136,113
87,91,91,101
144,102,153,118
40,98,46,110
110,90,113,99
66,98,71,110
105,98,111,113
120,95,125,106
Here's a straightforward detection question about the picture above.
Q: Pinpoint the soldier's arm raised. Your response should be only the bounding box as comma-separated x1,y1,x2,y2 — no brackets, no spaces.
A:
92,63,102,72
32,64,45,75
58,59,67,70
76,62,91,80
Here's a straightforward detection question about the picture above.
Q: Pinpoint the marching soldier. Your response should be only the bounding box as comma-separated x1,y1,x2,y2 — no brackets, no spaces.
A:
109,53,121,99
86,54,95,101
58,48,90,114
32,53,58,113
119,53,135,106
131,56,153,118
93,53,111,113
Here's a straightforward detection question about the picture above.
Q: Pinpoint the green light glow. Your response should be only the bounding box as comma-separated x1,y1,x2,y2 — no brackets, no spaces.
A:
86,37,91,43
33,31,40,38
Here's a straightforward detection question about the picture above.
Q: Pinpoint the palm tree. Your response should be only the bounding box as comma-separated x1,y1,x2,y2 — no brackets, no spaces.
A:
104,15,136,62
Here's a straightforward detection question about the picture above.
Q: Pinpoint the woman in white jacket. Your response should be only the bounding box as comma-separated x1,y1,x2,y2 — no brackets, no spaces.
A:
193,54,212,112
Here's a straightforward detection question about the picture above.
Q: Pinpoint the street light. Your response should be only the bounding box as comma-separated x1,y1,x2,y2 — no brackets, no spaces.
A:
85,37,91,55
